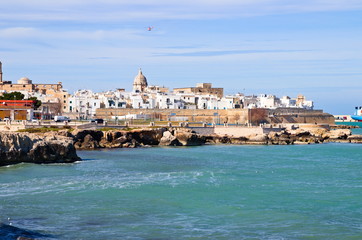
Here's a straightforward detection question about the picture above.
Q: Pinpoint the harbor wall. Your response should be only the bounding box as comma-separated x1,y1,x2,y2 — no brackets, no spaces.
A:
96,108,335,125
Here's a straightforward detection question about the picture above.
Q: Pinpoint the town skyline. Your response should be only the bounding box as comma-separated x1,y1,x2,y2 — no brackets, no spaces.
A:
1,1,362,114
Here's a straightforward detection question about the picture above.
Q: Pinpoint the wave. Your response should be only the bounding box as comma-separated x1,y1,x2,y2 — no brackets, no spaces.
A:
0,170,221,197
0,223,54,240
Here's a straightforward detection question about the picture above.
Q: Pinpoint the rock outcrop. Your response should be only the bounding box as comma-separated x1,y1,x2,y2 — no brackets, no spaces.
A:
0,132,80,167
72,128,166,149
67,127,206,149
206,128,361,145
159,130,181,146
70,127,362,147
331,124,360,129
2,125,360,167
174,129,206,146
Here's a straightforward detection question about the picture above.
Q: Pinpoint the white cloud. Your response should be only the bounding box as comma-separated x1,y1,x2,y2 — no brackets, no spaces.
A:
1,0,362,23
0,27,145,42
0,27,38,38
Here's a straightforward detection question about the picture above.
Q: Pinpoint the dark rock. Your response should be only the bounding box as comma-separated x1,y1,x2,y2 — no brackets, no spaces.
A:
0,223,53,240
72,129,103,144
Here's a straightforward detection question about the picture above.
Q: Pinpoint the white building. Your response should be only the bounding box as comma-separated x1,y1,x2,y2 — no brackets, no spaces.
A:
63,69,315,118
258,94,277,108
68,90,101,119
155,93,184,109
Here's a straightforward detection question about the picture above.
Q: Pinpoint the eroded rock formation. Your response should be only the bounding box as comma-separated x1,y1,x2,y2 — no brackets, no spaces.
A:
71,127,205,149
0,132,80,167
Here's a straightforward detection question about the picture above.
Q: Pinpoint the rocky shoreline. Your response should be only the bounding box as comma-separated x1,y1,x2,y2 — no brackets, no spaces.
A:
69,127,362,149
0,132,80,167
1,125,362,167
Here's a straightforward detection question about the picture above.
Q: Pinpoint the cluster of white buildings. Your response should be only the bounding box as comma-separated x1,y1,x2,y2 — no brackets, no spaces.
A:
0,61,314,120
66,69,313,119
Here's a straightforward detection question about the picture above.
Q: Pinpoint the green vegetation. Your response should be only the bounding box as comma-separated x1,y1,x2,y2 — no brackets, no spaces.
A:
0,91,24,100
18,126,74,133
28,97,42,110
98,127,140,132
97,127,120,131
0,91,42,110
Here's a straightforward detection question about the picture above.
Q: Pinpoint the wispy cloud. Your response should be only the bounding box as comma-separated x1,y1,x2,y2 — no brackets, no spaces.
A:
154,49,309,57
1,0,362,23
88,57,115,60
0,27,145,42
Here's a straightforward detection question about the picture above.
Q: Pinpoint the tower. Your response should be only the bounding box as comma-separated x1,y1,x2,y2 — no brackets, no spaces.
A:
0,61,2,82
133,68,148,92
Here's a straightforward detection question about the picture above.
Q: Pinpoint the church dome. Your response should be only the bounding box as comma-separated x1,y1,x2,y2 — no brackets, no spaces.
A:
18,77,32,84
134,69,147,85
133,68,148,92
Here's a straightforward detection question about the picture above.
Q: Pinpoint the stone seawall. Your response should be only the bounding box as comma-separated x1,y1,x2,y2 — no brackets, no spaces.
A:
96,107,335,125
214,126,263,137
96,108,249,124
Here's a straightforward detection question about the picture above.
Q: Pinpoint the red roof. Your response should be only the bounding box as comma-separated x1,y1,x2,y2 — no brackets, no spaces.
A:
0,100,35,109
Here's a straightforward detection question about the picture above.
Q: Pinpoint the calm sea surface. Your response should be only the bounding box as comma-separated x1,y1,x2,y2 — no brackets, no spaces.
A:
336,121,362,135
1,143,362,239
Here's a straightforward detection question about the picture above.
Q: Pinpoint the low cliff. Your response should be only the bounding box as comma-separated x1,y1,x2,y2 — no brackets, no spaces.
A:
208,128,362,145
0,132,81,167
6,127,359,164
67,126,362,149
70,127,206,149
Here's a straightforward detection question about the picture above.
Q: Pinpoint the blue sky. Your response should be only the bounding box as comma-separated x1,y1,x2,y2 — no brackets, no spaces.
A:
1,0,362,114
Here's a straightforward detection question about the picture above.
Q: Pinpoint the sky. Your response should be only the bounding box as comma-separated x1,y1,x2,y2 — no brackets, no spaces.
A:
0,0,361,114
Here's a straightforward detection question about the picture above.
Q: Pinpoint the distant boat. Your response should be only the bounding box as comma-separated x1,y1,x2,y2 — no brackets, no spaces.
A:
351,106,362,121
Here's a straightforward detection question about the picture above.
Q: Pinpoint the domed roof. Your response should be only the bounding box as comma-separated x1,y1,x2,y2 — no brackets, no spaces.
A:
18,77,32,84
133,68,147,85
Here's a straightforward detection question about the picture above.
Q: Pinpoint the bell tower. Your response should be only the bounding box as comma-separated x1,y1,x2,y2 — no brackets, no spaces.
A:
0,61,3,82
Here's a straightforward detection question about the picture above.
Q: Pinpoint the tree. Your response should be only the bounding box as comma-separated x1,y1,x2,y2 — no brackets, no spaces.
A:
0,91,41,110
0,91,24,100
28,97,42,110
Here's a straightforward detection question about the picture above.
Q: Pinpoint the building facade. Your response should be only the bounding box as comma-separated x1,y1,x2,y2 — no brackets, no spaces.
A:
174,83,224,99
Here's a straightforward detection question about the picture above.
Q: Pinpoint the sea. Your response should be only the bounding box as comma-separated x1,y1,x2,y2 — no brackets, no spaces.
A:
1,124,362,239
336,121,362,135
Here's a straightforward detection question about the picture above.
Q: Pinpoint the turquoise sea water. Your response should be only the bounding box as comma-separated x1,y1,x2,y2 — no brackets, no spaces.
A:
1,144,362,239
336,121,362,135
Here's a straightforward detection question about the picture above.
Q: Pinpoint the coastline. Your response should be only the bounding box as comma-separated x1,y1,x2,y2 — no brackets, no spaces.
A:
1,124,361,167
